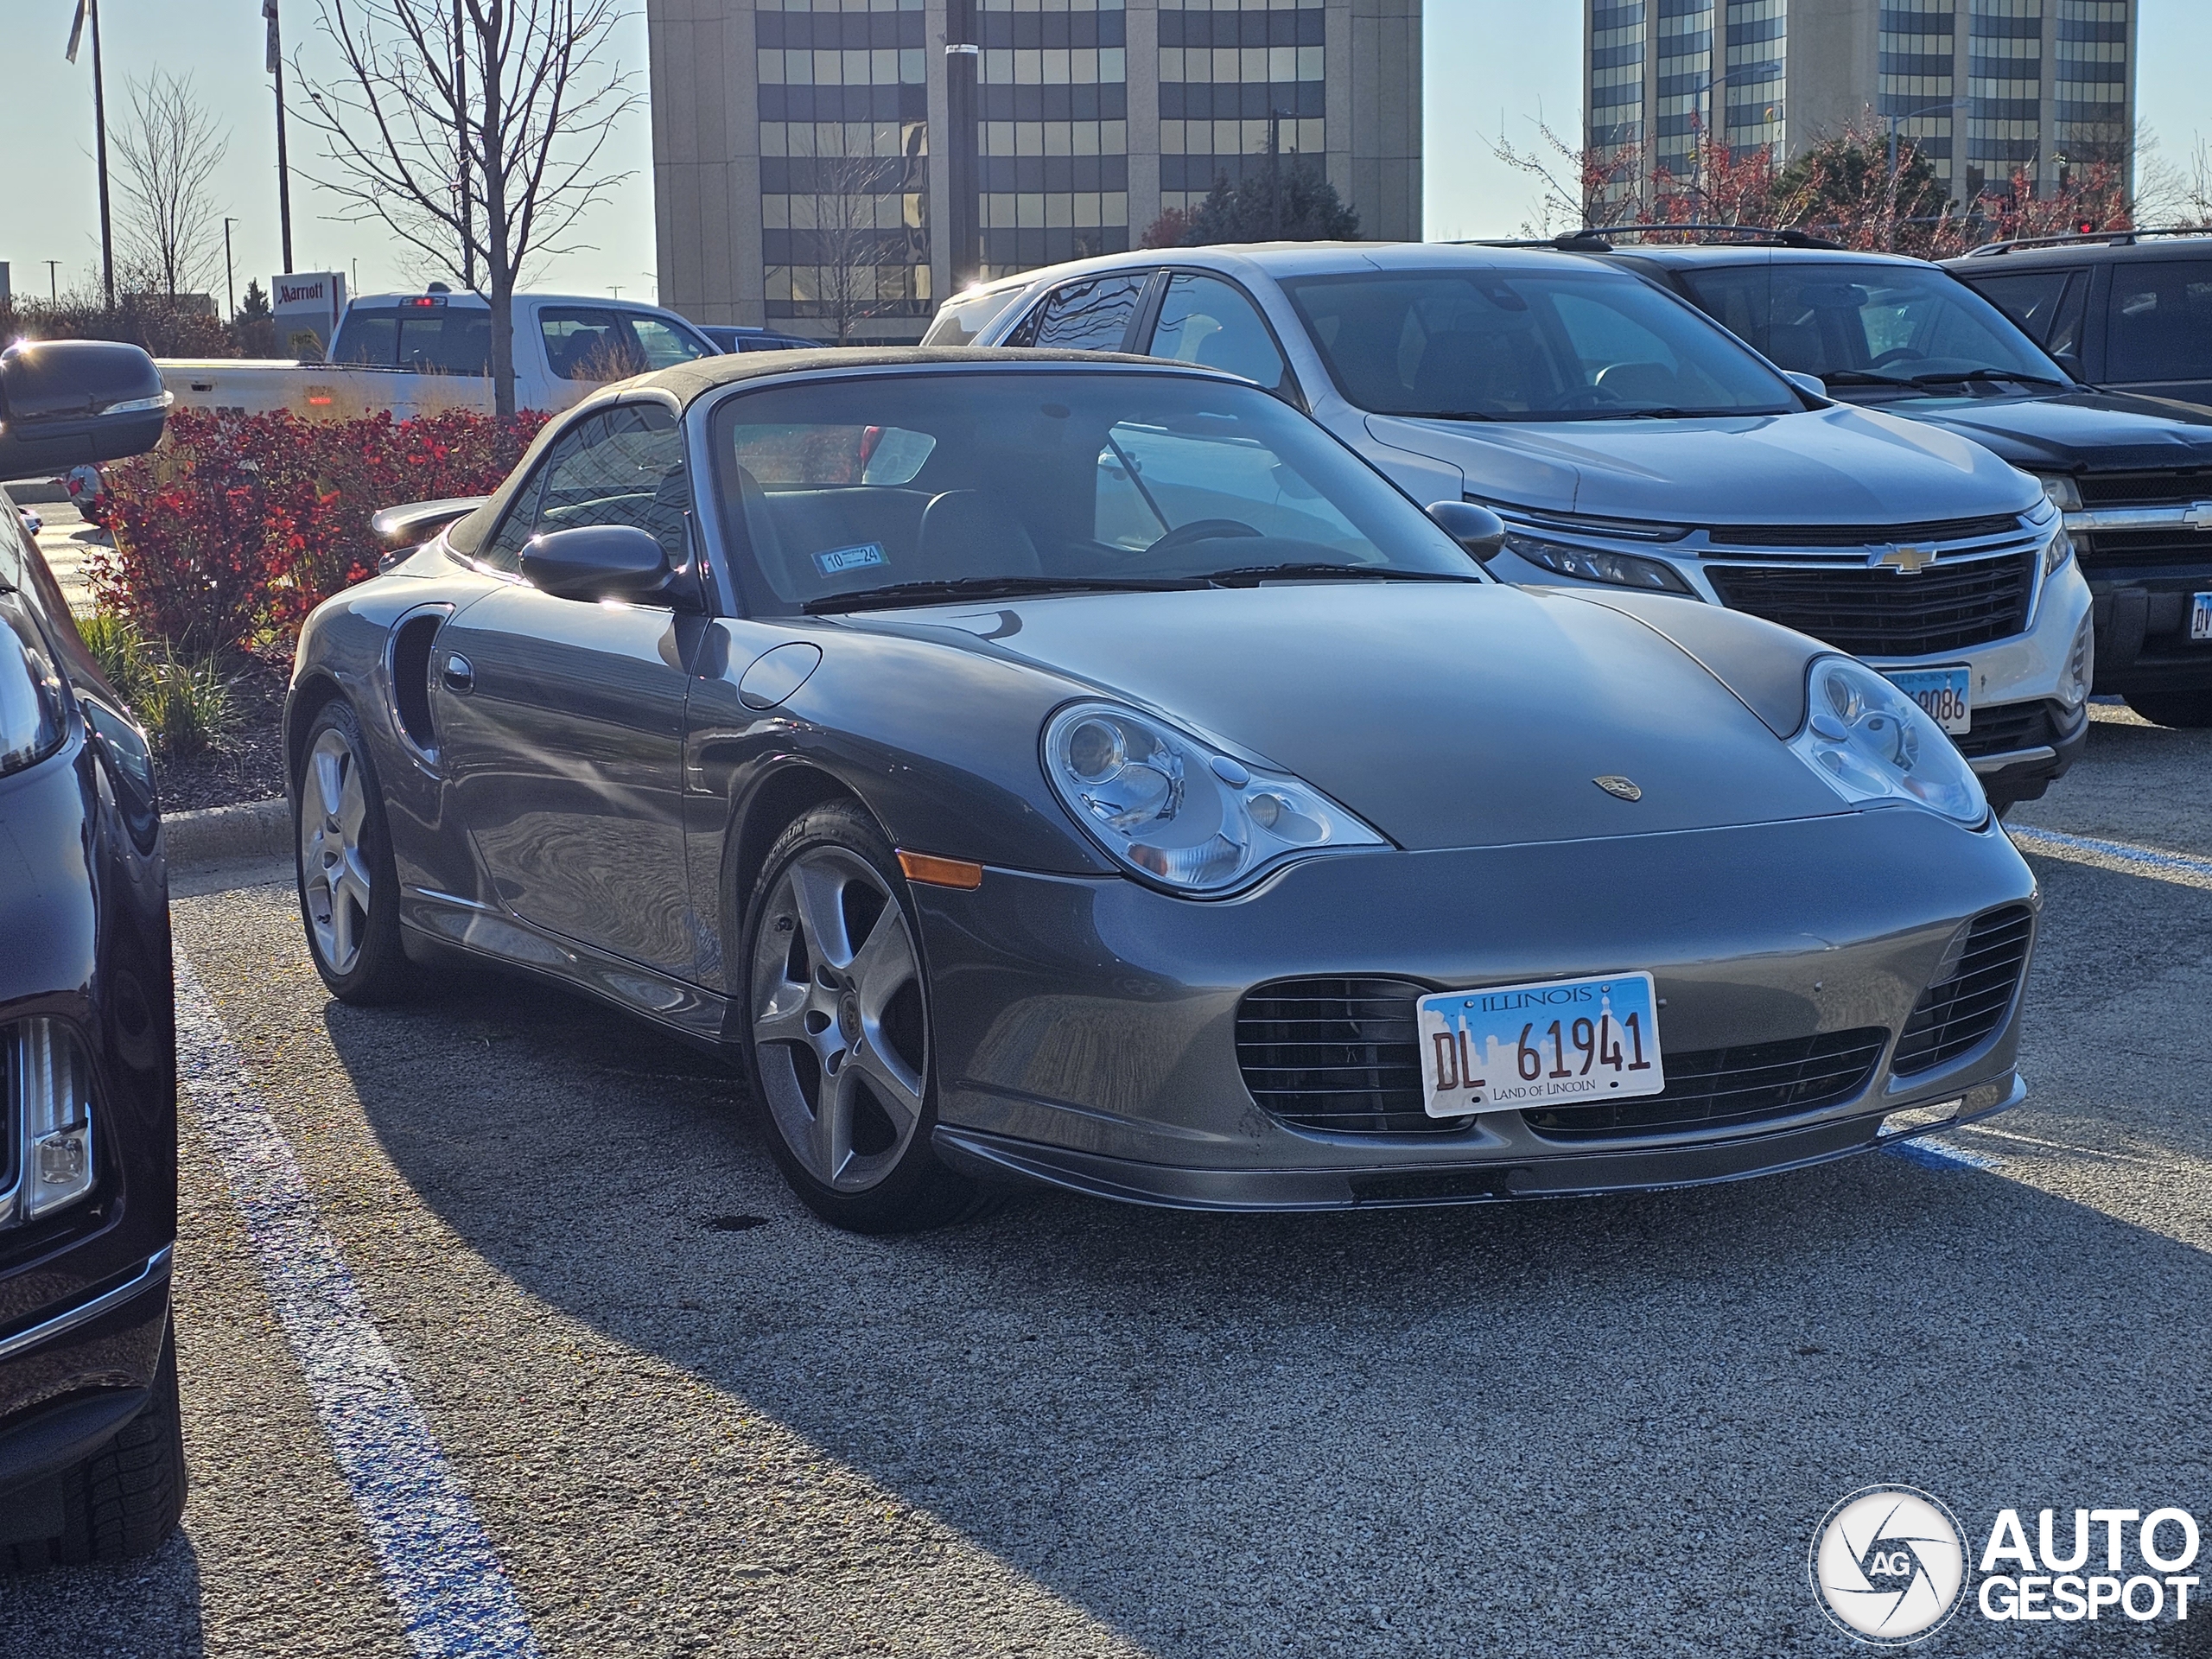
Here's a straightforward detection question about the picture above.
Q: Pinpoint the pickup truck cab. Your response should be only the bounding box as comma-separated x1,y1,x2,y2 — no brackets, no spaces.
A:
162,289,719,421
1607,239,2212,729
939,243,2095,810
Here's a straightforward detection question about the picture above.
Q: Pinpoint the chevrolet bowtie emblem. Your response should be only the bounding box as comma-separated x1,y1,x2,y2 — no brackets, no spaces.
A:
2184,501,2212,531
1875,546,1937,573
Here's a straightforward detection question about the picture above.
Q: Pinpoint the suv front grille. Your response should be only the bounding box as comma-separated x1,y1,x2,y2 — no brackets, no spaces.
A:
1706,552,2037,656
1522,1027,1890,1142
1953,701,2056,760
2077,470,2212,507
1892,906,2034,1076
1706,514,2023,549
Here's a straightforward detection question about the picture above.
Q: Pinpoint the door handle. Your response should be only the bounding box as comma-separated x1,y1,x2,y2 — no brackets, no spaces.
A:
442,652,474,693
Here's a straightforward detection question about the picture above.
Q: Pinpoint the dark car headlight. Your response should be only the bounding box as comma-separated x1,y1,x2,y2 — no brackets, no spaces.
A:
1503,531,1695,594
8,1019,96,1221
1789,657,1986,828
0,589,68,778
1043,702,1386,894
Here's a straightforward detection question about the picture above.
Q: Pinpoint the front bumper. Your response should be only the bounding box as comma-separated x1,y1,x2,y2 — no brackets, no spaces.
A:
0,1247,171,1506
913,809,2036,1209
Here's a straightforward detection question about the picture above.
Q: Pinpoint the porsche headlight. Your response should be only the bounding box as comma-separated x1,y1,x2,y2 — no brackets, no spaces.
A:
1044,702,1387,893
1791,657,1987,827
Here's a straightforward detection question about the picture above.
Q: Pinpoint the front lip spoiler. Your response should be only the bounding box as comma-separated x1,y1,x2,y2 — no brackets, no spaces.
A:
931,1076,2025,1212
0,1245,173,1365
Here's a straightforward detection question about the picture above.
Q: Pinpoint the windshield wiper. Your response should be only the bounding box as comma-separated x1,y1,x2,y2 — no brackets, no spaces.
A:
1201,563,1480,586
1404,410,1497,422
1906,367,2069,390
804,575,1203,613
1819,369,1920,388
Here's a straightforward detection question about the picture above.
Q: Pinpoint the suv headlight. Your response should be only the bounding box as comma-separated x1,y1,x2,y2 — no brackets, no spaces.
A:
1790,658,1987,827
0,590,68,779
1044,702,1387,894
1501,530,1694,594
2034,474,2082,514
10,1019,96,1221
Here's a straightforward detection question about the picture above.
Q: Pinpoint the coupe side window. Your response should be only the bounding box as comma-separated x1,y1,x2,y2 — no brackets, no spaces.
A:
480,407,696,583
1007,274,1150,352
1147,274,1294,400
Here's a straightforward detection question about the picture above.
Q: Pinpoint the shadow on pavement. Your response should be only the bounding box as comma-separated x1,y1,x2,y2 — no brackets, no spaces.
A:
0,1528,205,1656
309,853,2212,1657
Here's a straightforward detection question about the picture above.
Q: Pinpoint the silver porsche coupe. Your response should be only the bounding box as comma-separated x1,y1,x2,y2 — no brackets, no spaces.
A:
285,349,2036,1230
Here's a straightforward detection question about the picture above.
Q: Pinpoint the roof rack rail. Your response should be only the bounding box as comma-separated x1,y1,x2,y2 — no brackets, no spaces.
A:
1491,223,1843,251
1962,226,2212,257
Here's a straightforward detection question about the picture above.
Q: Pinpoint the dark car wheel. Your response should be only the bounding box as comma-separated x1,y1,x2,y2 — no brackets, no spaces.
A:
296,699,413,1003
2123,690,2212,728
741,802,989,1233
4,1317,187,1572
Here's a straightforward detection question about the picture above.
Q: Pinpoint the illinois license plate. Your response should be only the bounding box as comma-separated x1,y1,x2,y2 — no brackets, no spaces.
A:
1417,971,1665,1118
2192,592,2212,641
1884,665,1971,734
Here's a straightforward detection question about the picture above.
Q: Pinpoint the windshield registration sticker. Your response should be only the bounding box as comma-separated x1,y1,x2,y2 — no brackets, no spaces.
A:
815,542,887,575
1417,971,1665,1118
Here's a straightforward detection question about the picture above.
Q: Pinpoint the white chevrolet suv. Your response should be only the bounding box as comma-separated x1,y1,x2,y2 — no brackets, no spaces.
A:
930,243,2096,812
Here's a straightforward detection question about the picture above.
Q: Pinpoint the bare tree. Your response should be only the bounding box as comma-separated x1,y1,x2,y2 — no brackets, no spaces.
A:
803,143,923,346
111,71,232,302
296,0,639,417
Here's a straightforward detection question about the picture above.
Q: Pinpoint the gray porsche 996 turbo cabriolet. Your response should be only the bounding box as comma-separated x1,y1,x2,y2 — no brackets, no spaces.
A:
285,347,2037,1231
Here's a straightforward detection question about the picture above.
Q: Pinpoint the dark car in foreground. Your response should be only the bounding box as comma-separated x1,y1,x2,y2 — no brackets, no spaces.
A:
289,349,2037,1232
1605,238,2212,729
0,340,183,1567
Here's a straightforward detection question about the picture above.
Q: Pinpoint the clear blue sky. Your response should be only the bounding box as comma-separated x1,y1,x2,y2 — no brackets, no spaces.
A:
2,3,2205,308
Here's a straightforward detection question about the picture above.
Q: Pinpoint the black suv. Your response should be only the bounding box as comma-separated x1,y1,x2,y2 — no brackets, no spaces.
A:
1583,234,2212,728
1945,229,2212,410
0,340,184,1569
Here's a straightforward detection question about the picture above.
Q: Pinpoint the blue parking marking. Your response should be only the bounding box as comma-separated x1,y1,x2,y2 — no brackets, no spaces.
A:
1885,1138,2003,1171
175,957,543,1659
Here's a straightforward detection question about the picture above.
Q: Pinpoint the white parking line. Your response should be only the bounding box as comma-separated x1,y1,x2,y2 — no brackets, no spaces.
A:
2008,823,2212,892
175,956,543,1659
1884,1137,2005,1171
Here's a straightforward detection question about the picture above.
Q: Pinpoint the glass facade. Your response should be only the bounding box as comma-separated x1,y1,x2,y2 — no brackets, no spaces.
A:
1156,0,1327,219
1878,0,1957,184
1652,0,1713,177
754,0,933,325
1967,0,2043,173
978,0,1130,281
2053,0,2127,160
1590,3,1647,162
1723,0,1786,156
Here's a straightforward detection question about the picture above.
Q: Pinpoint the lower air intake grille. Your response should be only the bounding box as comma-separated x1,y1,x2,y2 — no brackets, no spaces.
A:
1953,701,2057,760
1234,977,1458,1136
1892,905,2034,1076
1522,1027,1890,1142
1706,553,2036,656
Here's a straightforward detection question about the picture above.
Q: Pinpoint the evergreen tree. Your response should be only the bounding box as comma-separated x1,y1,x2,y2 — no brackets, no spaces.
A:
234,280,271,327
1156,160,1360,247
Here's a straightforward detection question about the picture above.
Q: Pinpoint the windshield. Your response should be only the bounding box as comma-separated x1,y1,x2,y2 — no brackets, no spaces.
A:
708,370,1483,615
1279,267,1801,421
1677,261,2068,392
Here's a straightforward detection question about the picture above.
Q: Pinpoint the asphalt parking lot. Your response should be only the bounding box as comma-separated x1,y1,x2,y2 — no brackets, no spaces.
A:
3,704,2209,1657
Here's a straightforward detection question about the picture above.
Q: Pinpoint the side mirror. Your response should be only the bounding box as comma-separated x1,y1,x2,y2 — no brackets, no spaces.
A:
1782,369,1829,401
519,524,672,602
1427,499,1508,563
0,340,171,477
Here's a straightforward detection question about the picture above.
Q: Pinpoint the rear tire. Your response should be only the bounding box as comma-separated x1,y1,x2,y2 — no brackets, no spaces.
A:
740,801,992,1233
4,1317,187,1572
295,699,415,1003
2123,689,2212,728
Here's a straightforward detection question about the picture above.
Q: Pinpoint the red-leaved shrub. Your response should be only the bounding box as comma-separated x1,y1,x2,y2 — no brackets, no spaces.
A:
91,408,548,657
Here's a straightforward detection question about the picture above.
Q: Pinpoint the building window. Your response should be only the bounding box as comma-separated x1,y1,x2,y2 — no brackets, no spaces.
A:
1155,0,1326,217
976,0,1130,277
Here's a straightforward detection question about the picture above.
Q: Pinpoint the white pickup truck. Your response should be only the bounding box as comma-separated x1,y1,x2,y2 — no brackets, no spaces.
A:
159,289,721,420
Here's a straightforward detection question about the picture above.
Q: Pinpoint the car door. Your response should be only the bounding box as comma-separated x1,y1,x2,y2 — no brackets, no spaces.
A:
431,401,713,978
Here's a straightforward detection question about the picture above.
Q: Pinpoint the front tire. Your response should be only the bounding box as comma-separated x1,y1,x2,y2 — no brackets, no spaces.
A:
296,699,413,1003
2123,689,2212,728
741,802,988,1233
4,1317,187,1572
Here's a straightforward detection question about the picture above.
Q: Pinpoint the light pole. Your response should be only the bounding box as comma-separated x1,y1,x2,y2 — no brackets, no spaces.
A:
222,217,237,320
44,260,60,302
1884,98,1961,249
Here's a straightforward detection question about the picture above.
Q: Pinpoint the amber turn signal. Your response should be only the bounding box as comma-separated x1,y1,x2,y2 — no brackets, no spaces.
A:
897,850,983,889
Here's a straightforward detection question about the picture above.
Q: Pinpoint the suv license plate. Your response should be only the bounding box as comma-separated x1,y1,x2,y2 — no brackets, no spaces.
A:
1417,972,1665,1118
2192,592,2212,641
1884,665,1971,734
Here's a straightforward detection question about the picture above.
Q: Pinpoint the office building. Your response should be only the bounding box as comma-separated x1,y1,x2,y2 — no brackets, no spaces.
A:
1584,0,2134,205
649,0,1421,343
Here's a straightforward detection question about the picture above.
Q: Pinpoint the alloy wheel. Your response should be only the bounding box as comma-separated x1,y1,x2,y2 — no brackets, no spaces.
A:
300,727,374,976
749,846,929,1192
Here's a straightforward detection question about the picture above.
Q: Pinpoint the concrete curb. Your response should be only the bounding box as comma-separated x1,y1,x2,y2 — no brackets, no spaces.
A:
166,798,290,872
